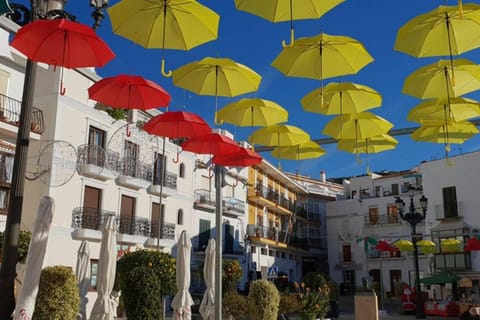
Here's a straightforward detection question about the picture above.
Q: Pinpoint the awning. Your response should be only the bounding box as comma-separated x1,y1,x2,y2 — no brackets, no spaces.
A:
420,270,461,285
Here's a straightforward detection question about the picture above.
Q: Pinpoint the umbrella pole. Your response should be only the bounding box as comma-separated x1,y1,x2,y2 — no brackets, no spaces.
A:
445,12,455,86
156,137,166,249
214,164,223,320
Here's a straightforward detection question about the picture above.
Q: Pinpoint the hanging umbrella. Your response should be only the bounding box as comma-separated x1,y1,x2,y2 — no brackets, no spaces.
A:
234,0,345,47
171,230,194,320
88,74,171,111
440,238,462,252
301,82,382,115
216,98,288,127
172,57,262,123
271,33,374,85
76,240,91,320
402,59,480,100
411,121,479,152
13,196,54,320
249,124,310,147
337,134,398,154
417,239,437,254
395,4,480,79
392,239,414,252
90,214,117,320
465,236,480,251
322,112,393,140
143,111,211,139
212,146,263,167
199,238,216,320
407,97,480,125
10,18,115,68
108,0,219,76
181,132,241,157
356,236,378,253
270,140,326,160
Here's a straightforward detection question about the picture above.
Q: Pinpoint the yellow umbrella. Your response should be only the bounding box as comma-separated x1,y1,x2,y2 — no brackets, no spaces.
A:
172,57,262,123
249,124,310,147
234,0,345,47
395,4,480,80
216,98,288,127
411,120,479,146
337,134,398,154
302,82,382,115
270,140,326,160
402,59,480,100
441,238,462,252
407,97,480,125
271,33,374,83
322,112,393,140
392,239,414,252
108,0,220,77
417,239,437,254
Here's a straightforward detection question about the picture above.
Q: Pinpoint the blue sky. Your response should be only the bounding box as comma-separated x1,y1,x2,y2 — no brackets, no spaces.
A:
57,0,480,179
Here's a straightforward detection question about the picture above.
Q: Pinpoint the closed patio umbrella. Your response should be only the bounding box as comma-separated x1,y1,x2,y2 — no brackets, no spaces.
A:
90,214,117,320
76,240,91,320
13,196,54,320
171,230,194,319
199,238,216,320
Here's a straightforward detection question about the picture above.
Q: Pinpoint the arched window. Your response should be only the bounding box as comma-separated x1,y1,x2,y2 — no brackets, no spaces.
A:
177,209,183,225
179,163,185,178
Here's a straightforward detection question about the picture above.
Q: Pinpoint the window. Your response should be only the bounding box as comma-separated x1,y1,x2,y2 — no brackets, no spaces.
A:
199,219,210,250
369,207,379,225
151,202,164,238
153,152,166,185
0,187,8,214
391,184,399,195
343,245,352,262
387,204,399,223
442,186,458,218
90,259,98,290
88,126,106,148
179,163,185,178
124,140,139,177
177,209,183,225
120,195,136,234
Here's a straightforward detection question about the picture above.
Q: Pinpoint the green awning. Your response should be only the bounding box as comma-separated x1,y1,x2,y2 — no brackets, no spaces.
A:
420,271,461,285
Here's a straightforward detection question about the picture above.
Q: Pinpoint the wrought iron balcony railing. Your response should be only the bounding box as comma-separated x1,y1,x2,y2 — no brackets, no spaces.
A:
0,93,44,134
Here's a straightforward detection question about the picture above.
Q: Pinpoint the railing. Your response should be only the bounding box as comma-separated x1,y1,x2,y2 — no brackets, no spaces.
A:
247,224,286,242
194,189,215,207
71,207,116,230
0,153,13,184
149,222,176,240
153,171,178,189
364,214,400,225
254,184,293,212
77,144,107,167
0,93,44,134
119,157,153,181
118,215,151,237
223,197,244,214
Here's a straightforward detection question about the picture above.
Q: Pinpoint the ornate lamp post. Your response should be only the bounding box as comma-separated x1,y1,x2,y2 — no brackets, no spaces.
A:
395,187,428,319
0,1,108,318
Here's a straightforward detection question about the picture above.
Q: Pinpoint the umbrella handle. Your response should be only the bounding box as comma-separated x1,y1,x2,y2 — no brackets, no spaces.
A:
161,59,172,77
126,124,131,137
232,176,238,187
172,152,180,163
60,80,66,96
208,167,214,178
282,28,295,48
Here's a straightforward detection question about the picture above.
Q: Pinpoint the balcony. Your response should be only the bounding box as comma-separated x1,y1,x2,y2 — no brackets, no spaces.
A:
71,207,175,247
364,214,401,226
0,93,44,137
115,157,153,190
147,171,178,197
222,197,244,217
194,189,215,212
246,224,287,248
76,144,117,181
248,185,292,216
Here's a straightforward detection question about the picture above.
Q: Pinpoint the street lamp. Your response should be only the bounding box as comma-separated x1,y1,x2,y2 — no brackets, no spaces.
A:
0,1,108,318
395,187,428,319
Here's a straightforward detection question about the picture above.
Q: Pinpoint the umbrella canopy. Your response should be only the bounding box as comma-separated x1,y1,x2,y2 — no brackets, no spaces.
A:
271,32,374,81
249,124,310,147
13,196,54,320
216,98,288,127
171,230,194,320
301,82,382,115
407,97,480,124
322,112,393,140
199,238,216,320
337,134,398,154
356,236,378,253
181,133,241,156
88,74,171,110
392,239,414,252
402,58,480,99
411,121,479,145
234,0,345,46
11,18,114,68
420,270,461,285
108,0,219,76
374,240,397,252
440,238,462,252
270,140,326,160
395,4,480,58
212,147,263,167
465,236,480,251
76,240,91,320
417,239,437,254
90,214,117,320
143,111,211,139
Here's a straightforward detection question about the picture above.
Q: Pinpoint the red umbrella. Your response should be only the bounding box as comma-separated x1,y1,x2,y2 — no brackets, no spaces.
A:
11,19,114,68
465,236,480,251
88,74,171,110
181,133,240,157
212,147,262,167
375,240,397,252
143,111,211,138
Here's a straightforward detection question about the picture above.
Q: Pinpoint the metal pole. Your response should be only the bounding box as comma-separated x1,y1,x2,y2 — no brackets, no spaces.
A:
412,224,425,319
214,164,222,320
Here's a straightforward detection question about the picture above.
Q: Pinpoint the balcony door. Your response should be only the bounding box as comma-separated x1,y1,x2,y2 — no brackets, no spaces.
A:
225,223,234,253
83,186,102,229
120,195,135,234
88,126,106,166
151,202,164,238
124,140,139,177
153,152,167,185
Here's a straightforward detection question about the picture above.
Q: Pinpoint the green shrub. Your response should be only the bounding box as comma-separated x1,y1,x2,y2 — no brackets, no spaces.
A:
223,291,248,319
33,265,79,320
123,266,162,320
328,280,340,301
303,272,327,291
278,293,303,315
0,229,32,264
222,259,243,293
247,280,280,320
116,250,176,319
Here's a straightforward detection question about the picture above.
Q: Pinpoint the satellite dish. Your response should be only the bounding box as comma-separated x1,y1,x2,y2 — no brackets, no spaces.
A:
28,140,77,187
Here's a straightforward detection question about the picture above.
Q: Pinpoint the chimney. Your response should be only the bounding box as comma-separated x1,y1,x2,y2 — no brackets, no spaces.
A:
320,170,326,182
